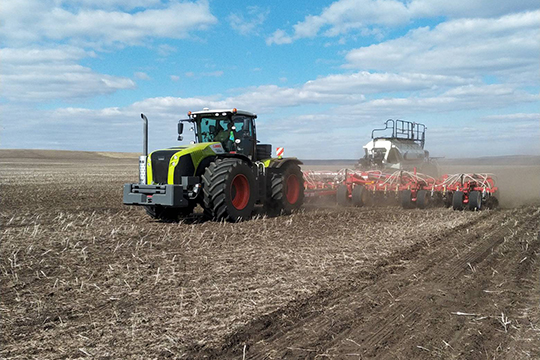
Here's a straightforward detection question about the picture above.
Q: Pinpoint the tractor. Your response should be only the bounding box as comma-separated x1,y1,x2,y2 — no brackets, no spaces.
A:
123,108,304,222
357,119,439,177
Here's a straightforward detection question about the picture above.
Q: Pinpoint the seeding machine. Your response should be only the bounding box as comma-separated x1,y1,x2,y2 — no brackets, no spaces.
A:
303,118,499,211
304,169,499,211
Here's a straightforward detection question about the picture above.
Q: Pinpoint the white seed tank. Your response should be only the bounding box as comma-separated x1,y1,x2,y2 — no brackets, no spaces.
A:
358,119,438,176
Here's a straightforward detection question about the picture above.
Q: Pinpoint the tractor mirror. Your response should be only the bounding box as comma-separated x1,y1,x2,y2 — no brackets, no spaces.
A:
178,122,184,135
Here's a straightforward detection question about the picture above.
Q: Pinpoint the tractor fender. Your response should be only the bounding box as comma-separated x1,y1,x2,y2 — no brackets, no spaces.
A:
265,157,303,169
218,153,253,165
194,154,252,177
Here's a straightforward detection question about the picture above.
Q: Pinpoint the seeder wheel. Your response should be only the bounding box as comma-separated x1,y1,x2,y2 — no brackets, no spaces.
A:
351,185,369,207
416,190,430,209
401,190,415,209
468,191,482,211
336,185,350,206
452,191,464,210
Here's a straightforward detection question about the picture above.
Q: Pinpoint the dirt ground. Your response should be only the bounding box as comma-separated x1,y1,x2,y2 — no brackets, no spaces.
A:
1,150,539,359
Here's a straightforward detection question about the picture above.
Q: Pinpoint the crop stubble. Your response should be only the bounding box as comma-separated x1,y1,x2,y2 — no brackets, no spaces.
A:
1,151,539,359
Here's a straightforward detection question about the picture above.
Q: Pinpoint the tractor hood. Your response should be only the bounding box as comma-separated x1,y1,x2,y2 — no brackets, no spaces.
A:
147,142,225,184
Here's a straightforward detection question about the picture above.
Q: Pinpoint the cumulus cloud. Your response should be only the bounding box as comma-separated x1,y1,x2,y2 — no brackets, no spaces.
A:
0,0,217,46
480,113,540,123
267,0,539,44
0,46,135,102
345,11,540,83
229,6,269,36
134,72,151,80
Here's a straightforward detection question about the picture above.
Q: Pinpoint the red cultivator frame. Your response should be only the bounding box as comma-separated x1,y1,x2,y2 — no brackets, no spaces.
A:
304,169,499,211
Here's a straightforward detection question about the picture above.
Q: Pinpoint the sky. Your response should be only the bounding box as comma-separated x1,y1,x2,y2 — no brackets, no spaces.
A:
1,0,539,159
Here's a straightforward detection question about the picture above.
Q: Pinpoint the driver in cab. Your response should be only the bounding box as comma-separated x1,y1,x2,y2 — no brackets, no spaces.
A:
214,121,236,151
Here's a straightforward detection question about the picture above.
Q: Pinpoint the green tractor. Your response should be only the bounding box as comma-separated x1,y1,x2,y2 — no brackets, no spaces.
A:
123,108,304,221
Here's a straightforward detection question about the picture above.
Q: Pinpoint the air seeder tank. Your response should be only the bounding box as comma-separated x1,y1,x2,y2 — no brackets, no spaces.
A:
357,119,439,177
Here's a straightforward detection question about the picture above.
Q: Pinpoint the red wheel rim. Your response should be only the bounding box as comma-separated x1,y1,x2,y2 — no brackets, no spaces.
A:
286,174,300,204
231,174,250,210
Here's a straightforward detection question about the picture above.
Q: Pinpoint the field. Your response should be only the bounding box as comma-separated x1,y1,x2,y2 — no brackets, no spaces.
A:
1,150,539,359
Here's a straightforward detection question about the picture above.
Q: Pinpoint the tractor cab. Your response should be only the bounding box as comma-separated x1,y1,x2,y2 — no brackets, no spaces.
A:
180,108,258,159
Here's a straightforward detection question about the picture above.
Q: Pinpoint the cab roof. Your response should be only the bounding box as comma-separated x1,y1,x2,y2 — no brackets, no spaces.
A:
189,108,257,118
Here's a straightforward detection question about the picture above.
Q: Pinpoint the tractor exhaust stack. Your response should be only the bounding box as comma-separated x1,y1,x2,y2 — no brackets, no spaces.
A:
139,113,148,184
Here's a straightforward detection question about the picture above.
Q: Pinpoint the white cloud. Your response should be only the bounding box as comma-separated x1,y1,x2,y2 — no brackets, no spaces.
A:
183,70,224,79
0,46,135,102
408,0,539,19
303,72,475,94
267,0,539,44
345,11,540,83
157,44,177,57
134,72,151,80
335,85,538,117
266,29,293,45
170,75,180,82
480,113,540,123
228,6,269,36
0,0,217,46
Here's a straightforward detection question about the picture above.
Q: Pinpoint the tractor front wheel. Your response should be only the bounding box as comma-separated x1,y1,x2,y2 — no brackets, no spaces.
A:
202,159,256,221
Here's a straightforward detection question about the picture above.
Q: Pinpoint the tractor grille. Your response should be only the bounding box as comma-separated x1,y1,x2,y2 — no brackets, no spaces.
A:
173,155,195,183
150,150,177,184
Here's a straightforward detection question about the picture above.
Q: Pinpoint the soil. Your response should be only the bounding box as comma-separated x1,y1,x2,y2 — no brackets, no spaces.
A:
1,150,539,359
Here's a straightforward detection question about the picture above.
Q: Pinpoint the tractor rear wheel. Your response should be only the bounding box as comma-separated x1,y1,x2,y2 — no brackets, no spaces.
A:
266,164,305,216
401,190,414,209
144,205,193,222
468,191,482,211
416,190,430,209
351,185,369,207
202,158,256,221
336,185,350,206
453,191,464,210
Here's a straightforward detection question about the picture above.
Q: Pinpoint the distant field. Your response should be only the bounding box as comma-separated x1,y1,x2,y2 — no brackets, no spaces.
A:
1,149,539,359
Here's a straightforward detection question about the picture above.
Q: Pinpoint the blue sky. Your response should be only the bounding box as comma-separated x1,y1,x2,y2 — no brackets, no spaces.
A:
1,0,539,159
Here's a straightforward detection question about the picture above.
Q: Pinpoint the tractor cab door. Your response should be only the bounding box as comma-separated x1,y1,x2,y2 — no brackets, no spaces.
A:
232,115,256,159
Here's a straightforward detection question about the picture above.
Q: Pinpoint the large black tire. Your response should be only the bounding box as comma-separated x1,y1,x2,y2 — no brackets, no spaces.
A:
416,190,430,209
266,163,305,216
202,158,256,221
453,191,464,210
144,205,193,222
351,185,369,207
468,190,482,211
336,185,350,206
401,190,414,209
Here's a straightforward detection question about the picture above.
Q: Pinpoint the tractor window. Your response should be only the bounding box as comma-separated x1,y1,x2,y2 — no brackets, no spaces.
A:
232,116,253,138
199,118,220,143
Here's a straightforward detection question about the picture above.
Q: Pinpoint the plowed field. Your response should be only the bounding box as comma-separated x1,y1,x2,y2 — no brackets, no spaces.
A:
1,150,539,359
